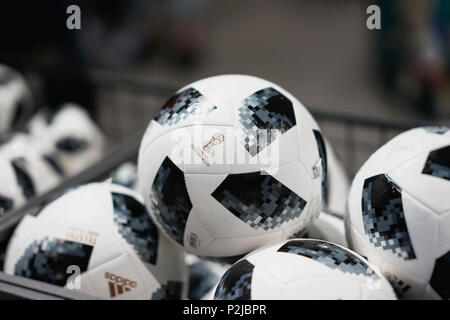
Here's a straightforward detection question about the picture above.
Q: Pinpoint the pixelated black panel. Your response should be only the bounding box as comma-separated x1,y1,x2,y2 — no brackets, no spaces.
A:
278,239,379,280
362,174,416,260
239,87,296,156
112,192,159,265
430,251,450,299
214,259,254,300
154,87,217,126
149,157,192,245
11,158,35,199
55,136,89,153
422,146,450,180
151,281,183,300
313,130,328,204
0,194,14,215
212,172,306,231
14,237,93,286
422,126,449,135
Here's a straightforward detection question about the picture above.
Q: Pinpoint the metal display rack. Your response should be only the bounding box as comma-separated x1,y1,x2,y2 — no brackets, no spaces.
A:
0,69,448,299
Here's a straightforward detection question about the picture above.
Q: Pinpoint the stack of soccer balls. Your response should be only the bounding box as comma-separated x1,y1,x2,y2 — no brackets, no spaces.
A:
0,64,107,217
2,74,448,300
135,74,396,300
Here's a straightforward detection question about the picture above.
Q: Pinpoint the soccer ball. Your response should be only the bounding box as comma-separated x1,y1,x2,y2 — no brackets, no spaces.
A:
138,74,326,258
305,211,347,247
0,64,34,134
0,154,60,217
0,134,62,216
346,126,450,299
324,138,350,216
4,181,188,300
0,155,30,216
27,103,107,176
213,239,396,300
0,133,62,191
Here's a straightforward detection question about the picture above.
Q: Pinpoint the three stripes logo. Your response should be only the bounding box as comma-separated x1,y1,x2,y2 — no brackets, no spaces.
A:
105,272,137,298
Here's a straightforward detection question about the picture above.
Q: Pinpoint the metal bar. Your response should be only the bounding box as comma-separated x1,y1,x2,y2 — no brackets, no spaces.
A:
0,272,95,300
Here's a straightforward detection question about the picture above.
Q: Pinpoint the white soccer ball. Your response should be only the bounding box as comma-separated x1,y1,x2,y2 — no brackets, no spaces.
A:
212,238,396,300
0,134,61,217
0,64,34,134
138,74,326,258
4,181,188,300
346,126,450,299
0,133,62,194
28,103,107,176
0,155,28,216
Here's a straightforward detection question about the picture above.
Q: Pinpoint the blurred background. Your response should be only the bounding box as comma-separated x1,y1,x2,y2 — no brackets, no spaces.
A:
0,0,449,175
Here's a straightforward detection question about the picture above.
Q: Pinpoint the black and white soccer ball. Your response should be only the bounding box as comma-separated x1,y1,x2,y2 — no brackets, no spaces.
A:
212,239,396,300
0,155,30,216
0,154,60,216
28,103,107,176
0,133,63,183
138,74,326,258
346,126,450,299
0,64,34,134
0,134,62,215
4,181,188,299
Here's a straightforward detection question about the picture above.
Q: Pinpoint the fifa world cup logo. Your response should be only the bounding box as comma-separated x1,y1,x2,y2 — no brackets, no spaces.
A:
191,133,225,166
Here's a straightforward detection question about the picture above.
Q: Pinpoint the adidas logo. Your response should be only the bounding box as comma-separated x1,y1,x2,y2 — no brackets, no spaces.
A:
105,272,137,298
